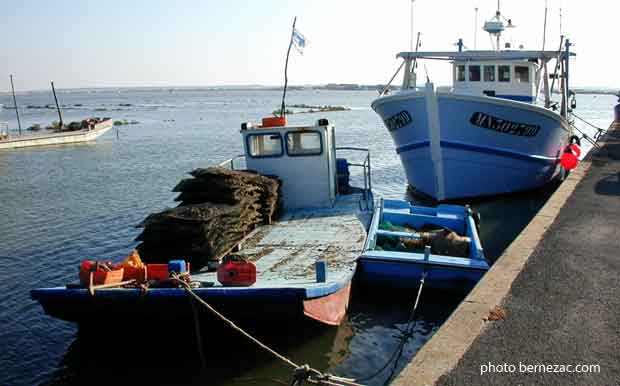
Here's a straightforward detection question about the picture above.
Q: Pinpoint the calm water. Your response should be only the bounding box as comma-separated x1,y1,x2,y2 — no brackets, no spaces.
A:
0,89,614,386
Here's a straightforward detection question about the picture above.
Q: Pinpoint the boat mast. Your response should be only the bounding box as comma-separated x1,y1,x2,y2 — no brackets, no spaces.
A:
280,17,296,117
561,39,571,119
541,0,551,108
51,81,63,129
9,75,22,136
410,0,416,52
495,0,501,50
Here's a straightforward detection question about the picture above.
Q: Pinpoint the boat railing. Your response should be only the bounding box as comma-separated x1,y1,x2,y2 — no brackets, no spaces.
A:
218,154,246,170
336,146,373,211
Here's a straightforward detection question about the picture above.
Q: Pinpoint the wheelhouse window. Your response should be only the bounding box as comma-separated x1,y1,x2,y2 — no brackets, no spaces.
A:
456,65,465,82
286,131,322,156
468,65,481,81
247,133,283,157
515,66,530,83
483,65,496,82
498,65,511,82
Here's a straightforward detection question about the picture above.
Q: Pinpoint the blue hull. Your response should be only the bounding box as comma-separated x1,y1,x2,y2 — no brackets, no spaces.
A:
372,89,570,200
357,258,486,292
30,275,353,325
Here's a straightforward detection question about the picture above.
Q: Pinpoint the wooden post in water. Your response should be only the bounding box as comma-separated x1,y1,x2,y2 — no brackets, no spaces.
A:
9,75,22,136
51,81,63,129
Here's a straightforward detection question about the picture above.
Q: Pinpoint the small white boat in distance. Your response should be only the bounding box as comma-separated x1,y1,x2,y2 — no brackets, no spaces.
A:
372,4,579,201
0,118,113,150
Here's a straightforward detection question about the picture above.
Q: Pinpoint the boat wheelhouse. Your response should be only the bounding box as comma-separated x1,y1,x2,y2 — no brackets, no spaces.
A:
372,3,577,201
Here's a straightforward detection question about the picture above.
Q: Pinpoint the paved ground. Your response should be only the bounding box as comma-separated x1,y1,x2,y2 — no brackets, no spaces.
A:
437,128,620,386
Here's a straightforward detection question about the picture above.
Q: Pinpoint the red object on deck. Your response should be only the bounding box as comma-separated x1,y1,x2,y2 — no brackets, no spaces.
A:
262,116,287,128
122,266,147,282
79,261,124,286
146,262,191,281
146,264,169,281
303,282,351,326
217,257,257,287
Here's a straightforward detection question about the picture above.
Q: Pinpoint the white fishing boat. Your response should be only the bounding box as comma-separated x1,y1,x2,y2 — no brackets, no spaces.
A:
0,118,113,150
372,3,579,201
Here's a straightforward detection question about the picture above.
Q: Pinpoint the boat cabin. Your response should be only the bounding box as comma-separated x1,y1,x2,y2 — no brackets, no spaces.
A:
235,118,371,211
397,48,574,112
452,59,539,102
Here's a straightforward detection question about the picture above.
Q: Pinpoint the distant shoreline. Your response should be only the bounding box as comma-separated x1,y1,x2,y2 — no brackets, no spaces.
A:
0,84,617,95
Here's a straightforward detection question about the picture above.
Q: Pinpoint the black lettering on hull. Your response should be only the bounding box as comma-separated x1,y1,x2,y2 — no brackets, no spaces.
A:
470,112,540,137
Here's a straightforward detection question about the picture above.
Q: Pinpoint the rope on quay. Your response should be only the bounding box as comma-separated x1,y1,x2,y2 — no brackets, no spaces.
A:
355,271,428,386
169,274,364,386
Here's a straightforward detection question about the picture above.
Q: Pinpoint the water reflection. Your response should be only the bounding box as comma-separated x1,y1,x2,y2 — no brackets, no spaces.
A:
37,180,563,386
38,282,468,386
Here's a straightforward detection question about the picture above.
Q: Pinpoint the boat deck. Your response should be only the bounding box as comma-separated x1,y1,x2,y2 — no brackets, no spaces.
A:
193,191,371,290
30,191,372,326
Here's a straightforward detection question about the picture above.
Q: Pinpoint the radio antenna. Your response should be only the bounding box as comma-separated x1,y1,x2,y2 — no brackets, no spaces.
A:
559,0,563,37
410,0,416,51
474,6,479,49
542,0,548,50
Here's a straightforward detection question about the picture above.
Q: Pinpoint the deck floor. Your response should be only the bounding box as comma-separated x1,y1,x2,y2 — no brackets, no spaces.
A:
193,193,372,288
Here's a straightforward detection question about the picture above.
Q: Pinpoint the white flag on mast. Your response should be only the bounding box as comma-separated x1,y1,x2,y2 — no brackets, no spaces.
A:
291,28,307,55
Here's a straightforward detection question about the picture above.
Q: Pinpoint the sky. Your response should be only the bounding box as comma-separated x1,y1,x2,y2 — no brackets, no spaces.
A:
1,0,619,91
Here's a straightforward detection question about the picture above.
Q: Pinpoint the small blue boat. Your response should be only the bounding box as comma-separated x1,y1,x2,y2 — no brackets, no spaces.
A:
357,199,489,292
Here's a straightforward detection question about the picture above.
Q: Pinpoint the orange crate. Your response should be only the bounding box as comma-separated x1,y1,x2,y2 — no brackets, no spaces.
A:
146,264,169,281
79,261,124,286
145,262,192,282
122,266,147,282
262,116,287,127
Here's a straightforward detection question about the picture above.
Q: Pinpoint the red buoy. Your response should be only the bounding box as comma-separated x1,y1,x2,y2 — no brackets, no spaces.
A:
560,152,579,170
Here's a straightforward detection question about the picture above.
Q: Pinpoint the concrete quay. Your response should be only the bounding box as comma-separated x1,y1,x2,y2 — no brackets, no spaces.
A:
393,123,620,386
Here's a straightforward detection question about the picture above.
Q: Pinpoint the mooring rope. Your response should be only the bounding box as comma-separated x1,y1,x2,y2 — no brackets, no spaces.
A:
170,274,363,386
379,60,406,97
355,271,428,385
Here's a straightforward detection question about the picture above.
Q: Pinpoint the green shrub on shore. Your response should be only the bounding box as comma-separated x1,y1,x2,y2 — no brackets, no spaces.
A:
272,104,351,115
45,121,63,131
27,124,42,131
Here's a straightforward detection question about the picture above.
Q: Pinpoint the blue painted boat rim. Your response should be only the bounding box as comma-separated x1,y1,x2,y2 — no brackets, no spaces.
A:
395,139,558,164
441,140,558,164
395,140,430,154
30,272,354,302
495,95,535,102
360,251,489,271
